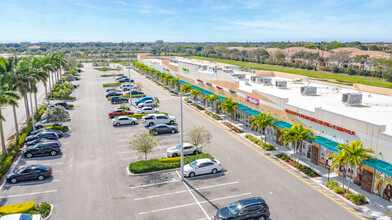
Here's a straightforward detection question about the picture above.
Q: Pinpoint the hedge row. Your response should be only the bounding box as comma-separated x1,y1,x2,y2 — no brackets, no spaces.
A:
0,201,51,218
184,98,193,103
100,73,124,77
204,110,222,120
222,122,243,133
276,153,318,177
191,103,205,110
103,82,121,87
129,153,214,174
325,180,368,205
244,134,276,151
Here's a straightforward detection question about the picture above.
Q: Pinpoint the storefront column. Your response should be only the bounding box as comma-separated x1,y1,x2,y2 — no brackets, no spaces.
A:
361,165,374,193
311,143,320,165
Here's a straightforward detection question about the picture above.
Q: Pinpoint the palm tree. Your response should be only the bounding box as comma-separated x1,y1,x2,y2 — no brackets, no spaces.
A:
294,123,315,162
30,57,47,110
0,84,20,155
190,89,202,102
338,141,374,192
250,112,277,143
204,94,219,113
327,149,348,193
40,55,55,104
219,97,238,122
11,58,33,120
180,84,192,94
52,53,66,83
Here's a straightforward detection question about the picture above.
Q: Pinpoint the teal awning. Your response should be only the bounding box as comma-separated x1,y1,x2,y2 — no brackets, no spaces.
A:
192,86,214,96
237,104,251,111
178,80,191,85
310,136,339,152
246,109,261,116
218,96,226,101
274,120,293,129
364,159,392,177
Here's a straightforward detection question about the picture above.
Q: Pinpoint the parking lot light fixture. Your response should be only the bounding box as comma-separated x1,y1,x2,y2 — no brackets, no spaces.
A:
180,92,184,181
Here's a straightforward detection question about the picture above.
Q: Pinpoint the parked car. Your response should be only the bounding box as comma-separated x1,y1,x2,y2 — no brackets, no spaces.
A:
136,107,159,114
142,114,176,127
51,102,69,109
137,100,154,108
110,96,128,104
166,143,201,157
215,197,270,220
0,214,42,220
35,119,62,129
118,78,130,83
108,109,134,118
112,116,138,126
26,138,51,147
112,106,130,111
31,129,63,138
106,91,123,98
6,165,52,184
184,158,221,178
25,132,59,142
120,83,134,91
129,90,144,95
149,124,178,135
23,141,62,158
135,97,153,105
116,76,128,81
106,88,121,93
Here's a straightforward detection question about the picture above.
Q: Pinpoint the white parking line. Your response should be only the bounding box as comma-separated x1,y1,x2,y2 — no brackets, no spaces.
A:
138,191,252,215
0,190,58,199
176,171,210,220
130,179,180,189
134,181,239,200
41,162,64,166
3,179,61,187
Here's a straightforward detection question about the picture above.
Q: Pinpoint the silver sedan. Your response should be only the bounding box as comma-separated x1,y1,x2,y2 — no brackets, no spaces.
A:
112,116,138,126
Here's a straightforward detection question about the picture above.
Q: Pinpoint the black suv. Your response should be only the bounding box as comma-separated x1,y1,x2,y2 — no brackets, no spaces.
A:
23,141,62,158
26,138,51,147
106,91,122,98
215,197,270,220
111,96,128,104
25,132,59,143
31,129,63,138
51,102,69,109
6,165,52,184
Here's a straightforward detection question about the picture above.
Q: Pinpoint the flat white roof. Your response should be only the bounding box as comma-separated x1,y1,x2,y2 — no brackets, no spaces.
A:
239,75,392,135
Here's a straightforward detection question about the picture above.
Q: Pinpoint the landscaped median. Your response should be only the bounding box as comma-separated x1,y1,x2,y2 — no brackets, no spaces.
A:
100,73,124,77
0,201,52,218
276,153,319,178
222,122,243,133
43,125,70,133
244,134,276,151
129,153,214,174
103,82,121,87
325,180,368,205
204,110,222,120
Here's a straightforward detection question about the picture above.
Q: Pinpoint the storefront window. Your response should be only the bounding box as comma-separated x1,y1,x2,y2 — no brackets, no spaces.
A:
302,141,312,160
373,171,392,202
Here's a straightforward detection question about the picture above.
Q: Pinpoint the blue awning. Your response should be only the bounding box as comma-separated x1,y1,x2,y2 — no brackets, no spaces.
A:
310,136,339,152
274,120,293,129
178,80,191,85
237,104,251,111
364,159,392,177
246,109,261,116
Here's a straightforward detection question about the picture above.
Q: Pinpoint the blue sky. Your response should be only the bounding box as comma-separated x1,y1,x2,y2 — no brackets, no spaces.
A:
0,0,391,43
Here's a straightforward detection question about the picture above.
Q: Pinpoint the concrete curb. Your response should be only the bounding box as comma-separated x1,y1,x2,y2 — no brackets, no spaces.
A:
43,204,54,220
127,167,180,176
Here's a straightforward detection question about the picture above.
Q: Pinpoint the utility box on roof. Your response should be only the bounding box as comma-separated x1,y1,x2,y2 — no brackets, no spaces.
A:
342,93,362,105
262,78,272,85
301,86,317,96
275,80,287,88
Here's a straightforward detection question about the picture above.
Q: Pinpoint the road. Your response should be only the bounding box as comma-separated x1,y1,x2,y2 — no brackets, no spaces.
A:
0,63,362,220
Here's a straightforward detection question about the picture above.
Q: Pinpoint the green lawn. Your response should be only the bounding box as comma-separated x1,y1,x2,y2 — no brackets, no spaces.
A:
188,56,392,89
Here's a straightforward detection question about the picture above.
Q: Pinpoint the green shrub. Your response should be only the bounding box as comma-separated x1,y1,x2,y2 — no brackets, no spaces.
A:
0,201,36,215
36,202,51,218
262,143,276,151
184,98,193,103
43,125,69,132
325,180,339,189
103,83,121,87
159,157,181,163
276,153,292,162
100,73,124,77
191,103,205,110
293,162,318,177
0,155,14,177
204,110,222,120
18,132,28,144
68,104,74,108
345,192,367,205
332,185,344,194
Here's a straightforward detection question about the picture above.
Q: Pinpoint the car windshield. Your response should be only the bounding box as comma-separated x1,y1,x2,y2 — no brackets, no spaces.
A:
226,202,240,215
15,167,26,174
189,161,198,168
176,145,181,150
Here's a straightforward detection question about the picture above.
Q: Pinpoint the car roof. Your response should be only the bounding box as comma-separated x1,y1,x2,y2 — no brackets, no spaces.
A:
195,158,212,163
236,197,266,208
116,116,131,119
151,124,167,128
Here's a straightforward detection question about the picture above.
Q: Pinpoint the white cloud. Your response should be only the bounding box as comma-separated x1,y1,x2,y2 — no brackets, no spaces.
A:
113,1,128,6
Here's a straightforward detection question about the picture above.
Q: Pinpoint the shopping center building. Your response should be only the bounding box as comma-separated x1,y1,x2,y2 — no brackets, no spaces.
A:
138,54,392,200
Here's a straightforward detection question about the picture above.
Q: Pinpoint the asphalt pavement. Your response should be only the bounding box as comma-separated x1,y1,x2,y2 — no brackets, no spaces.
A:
0,64,361,220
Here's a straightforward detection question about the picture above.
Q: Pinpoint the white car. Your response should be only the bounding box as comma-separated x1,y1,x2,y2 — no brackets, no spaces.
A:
137,100,154,108
166,143,202,157
136,107,159,114
0,214,42,220
112,116,138,126
35,119,63,129
142,114,176,127
184,158,222,178
120,83,134,91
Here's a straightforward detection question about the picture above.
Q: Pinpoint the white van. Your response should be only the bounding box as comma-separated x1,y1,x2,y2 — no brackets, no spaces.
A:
120,83,134,91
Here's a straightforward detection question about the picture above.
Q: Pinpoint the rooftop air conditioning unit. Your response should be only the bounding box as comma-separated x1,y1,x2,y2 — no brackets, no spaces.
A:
256,78,262,84
275,80,287,88
223,69,233,73
342,93,362,105
245,79,251,85
300,86,317,96
250,75,262,82
294,78,303,83
262,78,272,85
237,74,246,80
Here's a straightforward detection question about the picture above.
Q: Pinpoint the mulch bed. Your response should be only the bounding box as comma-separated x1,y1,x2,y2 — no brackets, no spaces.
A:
222,122,243,133
277,157,321,178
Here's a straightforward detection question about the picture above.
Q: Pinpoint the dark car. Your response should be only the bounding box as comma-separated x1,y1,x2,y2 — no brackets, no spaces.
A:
116,76,128,81
25,132,59,143
6,165,52,184
149,124,178,135
215,197,270,220
130,90,144,95
31,129,63,138
26,138,51,147
118,78,130,83
74,76,80,80
23,141,62,158
111,96,128,104
52,102,69,109
106,91,123,98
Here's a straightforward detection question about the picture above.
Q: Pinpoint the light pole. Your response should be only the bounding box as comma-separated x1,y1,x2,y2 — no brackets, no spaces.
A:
128,51,132,107
29,82,36,132
180,91,184,181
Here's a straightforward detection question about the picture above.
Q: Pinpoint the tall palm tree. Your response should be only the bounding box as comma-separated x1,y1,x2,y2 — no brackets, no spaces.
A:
204,94,219,113
294,123,315,162
30,57,47,110
180,84,192,94
52,53,66,83
219,97,238,122
190,89,202,102
12,58,33,120
40,55,55,104
250,112,277,143
327,149,349,193
338,141,374,192
0,84,20,155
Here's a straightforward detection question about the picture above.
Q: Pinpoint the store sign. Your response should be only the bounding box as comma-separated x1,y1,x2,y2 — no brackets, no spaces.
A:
246,95,259,105
216,86,222,90
285,109,355,135
229,89,236,94
166,68,170,71
197,79,203,83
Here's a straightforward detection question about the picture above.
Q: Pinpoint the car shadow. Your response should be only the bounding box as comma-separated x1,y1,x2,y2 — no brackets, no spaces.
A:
113,124,138,128
186,169,228,181
2,176,56,190
19,152,64,163
151,132,180,137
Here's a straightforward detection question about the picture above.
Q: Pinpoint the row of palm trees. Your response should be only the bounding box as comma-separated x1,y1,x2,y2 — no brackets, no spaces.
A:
0,53,66,156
